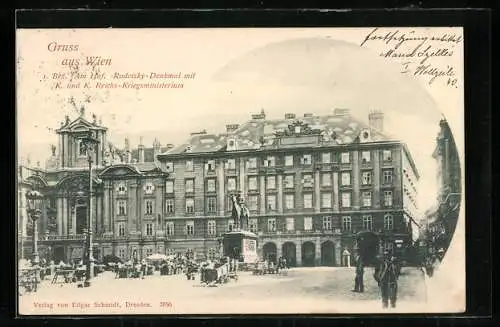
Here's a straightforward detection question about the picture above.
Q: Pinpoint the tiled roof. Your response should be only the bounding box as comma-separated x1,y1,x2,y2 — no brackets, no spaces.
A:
165,112,392,155
130,162,162,172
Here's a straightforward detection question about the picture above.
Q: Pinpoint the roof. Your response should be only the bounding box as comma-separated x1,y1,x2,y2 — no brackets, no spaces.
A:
163,112,393,155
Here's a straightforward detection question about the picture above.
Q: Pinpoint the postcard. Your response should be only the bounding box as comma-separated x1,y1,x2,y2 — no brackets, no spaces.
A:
16,26,465,315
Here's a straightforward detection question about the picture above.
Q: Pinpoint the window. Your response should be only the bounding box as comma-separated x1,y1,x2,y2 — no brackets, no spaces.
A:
208,248,217,260
285,194,295,209
322,152,331,164
384,191,393,206
362,192,372,207
249,218,258,233
383,170,393,184
144,183,154,195
321,193,332,208
185,179,194,193
342,216,351,231
186,198,194,213
383,150,392,162
146,248,153,257
301,154,312,165
207,179,216,192
341,172,351,186
166,248,175,256
165,199,174,213
321,173,331,186
186,160,194,171
341,192,351,208
118,248,126,259
303,174,314,187
322,216,332,230
186,221,194,235
118,223,125,236
267,176,276,189
117,183,127,195
247,195,258,211
362,171,372,185
247,158,257,169
165,162,174,172
165,180,174,193
207,197,217,213
362,215,373,230
166,222,174,235
226,159,236,170
206,160,215,171
145,200,154,215
117,200,127,215
267,195,276,211
264,156,275,167
227,177,237,191
285,155,294,166
227,219,235,232
384,214,394,230
146,223,153,236
384,241,394,252
78,140,87,156
303,194,313,209
267,218,276,232
304,217,313,231
286,218,295,231
341,152,350,164
361,151,371,163
248,177,258,190
207,220,216,236
284,175,294,188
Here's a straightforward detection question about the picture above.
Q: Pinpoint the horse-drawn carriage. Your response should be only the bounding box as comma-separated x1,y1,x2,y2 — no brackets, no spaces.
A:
200,260,238,285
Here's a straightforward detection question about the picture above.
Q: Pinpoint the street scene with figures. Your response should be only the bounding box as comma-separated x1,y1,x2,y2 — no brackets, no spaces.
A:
17,101,459,314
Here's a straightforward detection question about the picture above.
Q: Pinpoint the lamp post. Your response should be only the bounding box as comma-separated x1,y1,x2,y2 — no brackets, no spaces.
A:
78,130,100,287
25,190,44,292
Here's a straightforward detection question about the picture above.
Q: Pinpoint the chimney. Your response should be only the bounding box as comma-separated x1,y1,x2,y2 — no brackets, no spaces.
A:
368,110,384,131
333,108,350,117
285,113,296,120
124,138,131,163
303,113,313,118
251,108,266,120
138,137,145,163
153,138,161,165
226,124,240,133
166,143,175,150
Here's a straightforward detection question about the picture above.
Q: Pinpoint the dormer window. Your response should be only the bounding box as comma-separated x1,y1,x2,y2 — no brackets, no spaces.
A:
165,162,174,173
206,159,215,171
301,154,312,165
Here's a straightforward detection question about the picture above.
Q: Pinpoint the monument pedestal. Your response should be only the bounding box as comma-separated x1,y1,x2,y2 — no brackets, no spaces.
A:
222,230,258,263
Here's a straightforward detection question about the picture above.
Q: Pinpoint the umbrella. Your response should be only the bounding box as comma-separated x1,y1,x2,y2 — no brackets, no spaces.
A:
146,253,168,261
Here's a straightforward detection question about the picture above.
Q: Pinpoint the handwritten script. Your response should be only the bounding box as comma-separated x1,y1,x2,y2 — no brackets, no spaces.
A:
360,28,462,88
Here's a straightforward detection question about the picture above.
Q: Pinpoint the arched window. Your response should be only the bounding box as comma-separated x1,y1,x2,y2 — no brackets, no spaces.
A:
384,214,394,230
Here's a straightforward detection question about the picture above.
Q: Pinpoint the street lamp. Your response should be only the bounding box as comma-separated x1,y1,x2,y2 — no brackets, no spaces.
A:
25,190,44,291
78,130,100,287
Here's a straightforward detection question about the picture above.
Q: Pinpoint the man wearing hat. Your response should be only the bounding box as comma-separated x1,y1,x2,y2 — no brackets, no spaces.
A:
374,250,400,308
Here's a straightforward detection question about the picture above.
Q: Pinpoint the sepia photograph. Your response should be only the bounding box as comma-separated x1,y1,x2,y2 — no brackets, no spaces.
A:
16,27,464,315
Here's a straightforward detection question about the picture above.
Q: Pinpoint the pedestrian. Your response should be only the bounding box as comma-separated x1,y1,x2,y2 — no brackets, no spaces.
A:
374,250,400,309
352,256,364,293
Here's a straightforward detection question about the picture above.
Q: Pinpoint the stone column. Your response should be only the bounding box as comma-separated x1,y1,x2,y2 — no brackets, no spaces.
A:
352,151,360,209
314,171,320,212
277,175,283,213
296,241,302,266
71,204,76,235
373,150,381,208
259,176,266,215
333,172,339,211
335,242,341,266
130,182,138,232
103,184,111,233
315,237,321,266
62,198,68,236
57,197,63,236
276,240,282,259
217,162,225,216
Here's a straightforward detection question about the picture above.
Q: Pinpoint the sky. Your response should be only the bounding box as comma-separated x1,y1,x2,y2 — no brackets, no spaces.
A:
16,28,464,217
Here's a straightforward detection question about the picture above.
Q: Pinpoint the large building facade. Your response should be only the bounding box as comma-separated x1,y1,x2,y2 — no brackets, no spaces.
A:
18,108,420,266
421,119,461,256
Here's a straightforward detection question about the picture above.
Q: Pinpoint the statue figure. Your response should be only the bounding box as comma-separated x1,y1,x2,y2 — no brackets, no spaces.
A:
50,144,56,156
230,192,250,231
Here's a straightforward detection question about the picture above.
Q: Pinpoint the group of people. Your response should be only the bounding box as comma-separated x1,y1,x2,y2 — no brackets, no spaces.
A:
352,250,401,309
